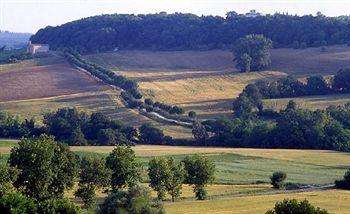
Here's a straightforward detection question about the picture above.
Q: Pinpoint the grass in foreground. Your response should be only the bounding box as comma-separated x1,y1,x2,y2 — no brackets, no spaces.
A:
164,189,350,214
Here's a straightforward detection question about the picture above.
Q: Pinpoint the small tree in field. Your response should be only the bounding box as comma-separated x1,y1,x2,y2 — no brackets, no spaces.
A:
105,146,141,191
75,157,111,209
148,158,170,200
183,155,215,200
335,169,350,189
148,158,185,202
270,171,287,189
266,199,329,214
165,158,185,202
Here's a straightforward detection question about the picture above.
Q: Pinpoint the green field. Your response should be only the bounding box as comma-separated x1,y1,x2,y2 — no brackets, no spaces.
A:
1,142,348,185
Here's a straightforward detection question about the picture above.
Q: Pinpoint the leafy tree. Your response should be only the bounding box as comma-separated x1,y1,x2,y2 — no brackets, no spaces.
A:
183,155,215,200
334,68,350,92
239,53,252,72
0,192,37,214
99,185,165,214
266,199,329,214
165,158,185,202
305,76,329,95
285,100,297,111
97,128,117,146
105,146,141,191
192,121,209,145
270,171,287,189
9,134,79,200
148,158,170,200
233,34,272,72
188,111,197,119
75,157,111,208
70,128,88,146
139,123,165,145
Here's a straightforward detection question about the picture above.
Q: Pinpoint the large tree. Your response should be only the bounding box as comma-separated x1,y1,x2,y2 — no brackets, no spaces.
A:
105,146,141,191
183,155,215,200
75,157,111,208
233,34,272,72
9,134,79,200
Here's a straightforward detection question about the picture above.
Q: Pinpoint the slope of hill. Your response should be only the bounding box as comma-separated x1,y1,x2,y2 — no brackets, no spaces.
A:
87,45,350,119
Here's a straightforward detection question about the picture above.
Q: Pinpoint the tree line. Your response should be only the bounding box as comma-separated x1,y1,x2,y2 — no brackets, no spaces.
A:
31,12,350,53
0,135,215,212
0,108,180,146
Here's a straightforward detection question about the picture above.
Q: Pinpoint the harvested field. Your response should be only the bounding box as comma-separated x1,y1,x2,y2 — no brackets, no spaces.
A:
263,93,350,111
88,46,350,119
0,63,110,102
165,189,350,214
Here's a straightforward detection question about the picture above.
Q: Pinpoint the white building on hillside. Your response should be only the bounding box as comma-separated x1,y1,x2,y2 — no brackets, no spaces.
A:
245,10,262,18
27,41,50,54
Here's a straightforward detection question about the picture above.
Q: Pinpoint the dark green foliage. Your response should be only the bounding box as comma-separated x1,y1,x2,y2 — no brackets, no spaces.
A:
106,146,141,191
0,192,37,214
9,134,79,200
335,169,350,189
266,199,329,214
75,157,111,208
270,171,287,189
183,155,215,200
305,76,329,95
44,108,135,146
188,111,197,119
334,68,350,92
98,185,165,214
139,123,165,145
192,121,209,146
32,13,350,52
148,158,169,200
148,158,185,202
38,198,82,214
0,112,43,138
0,48,32,64
233,34,272,72
327,103,350,129
0,165,20,196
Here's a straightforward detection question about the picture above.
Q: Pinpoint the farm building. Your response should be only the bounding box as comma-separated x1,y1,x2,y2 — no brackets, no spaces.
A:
27,41,49,54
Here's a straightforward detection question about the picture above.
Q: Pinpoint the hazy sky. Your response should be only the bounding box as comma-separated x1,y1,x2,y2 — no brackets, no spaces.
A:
1,0,350,34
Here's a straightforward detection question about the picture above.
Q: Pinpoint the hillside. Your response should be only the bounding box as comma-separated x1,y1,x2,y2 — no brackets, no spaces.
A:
87,45,350,119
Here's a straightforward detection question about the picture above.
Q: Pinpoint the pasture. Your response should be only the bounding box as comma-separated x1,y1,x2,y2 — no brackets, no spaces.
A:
164,189,350,214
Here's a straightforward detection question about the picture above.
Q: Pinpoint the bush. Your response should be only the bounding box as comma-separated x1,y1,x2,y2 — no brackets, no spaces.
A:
0,192,37,214
335,169,350,189
99,186,164,214
266,199,329,214
270,171,287,189
39,198,82,214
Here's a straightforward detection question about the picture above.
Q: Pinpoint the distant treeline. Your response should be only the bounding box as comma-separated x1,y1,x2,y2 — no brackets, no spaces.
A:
31,12,350,53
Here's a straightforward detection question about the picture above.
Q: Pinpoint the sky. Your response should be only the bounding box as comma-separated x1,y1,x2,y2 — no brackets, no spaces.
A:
1,0,350,34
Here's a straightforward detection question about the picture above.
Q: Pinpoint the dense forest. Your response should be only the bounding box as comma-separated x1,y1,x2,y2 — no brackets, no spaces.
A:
31,12,350,53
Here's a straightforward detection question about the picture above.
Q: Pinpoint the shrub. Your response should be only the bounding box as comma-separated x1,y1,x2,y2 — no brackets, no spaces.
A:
0,192,37,214
335,169,350,189
266,199,329,214
39,198,82,214
99,186,165,214
270,171,287,189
